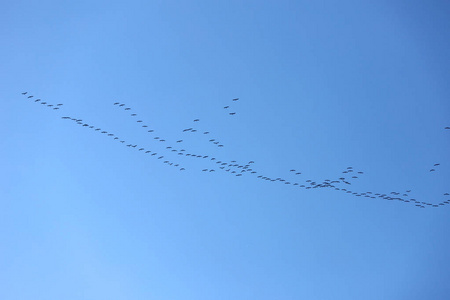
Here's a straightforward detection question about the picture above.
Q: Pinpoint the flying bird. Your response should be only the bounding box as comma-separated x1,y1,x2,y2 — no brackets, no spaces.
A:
229,112,236,115
232,98,239,101
22,92,27,95
193,119,200,122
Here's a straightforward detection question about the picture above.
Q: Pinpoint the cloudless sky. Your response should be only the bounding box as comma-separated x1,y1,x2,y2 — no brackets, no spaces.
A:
1,1,450,299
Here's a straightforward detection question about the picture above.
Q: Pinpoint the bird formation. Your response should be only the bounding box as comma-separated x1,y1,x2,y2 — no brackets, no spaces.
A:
20,92,450,209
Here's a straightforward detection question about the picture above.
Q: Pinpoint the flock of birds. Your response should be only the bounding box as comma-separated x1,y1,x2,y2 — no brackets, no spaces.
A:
20,92,450,209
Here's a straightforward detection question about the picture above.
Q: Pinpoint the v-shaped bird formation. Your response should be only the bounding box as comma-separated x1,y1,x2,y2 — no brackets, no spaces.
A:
20,92,450,209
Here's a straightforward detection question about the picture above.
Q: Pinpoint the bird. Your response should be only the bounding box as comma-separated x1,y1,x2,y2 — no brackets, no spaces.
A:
131,114,137,116
430,169,435,172
203,132,209,134
295,172,301,175
53,107,59,110
232,98,239,101
229,112,236,115
57,104,63,106
290,169,295,172
27,96,33,98
119,104,125,107
34,99,40,102
114,102,119,105
193,119,200,122
176,140,183,143
445,127,450,129
434,163,440,166
21,92,27,95
125,108,131,110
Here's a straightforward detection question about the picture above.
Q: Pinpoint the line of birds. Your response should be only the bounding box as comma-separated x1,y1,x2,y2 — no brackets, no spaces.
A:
21,92,450,209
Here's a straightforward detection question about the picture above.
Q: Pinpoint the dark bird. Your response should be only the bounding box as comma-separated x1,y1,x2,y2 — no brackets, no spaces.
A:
27,96,33,98
229,112,236,115
137,120,143,122
295,172,301,175
176,140,183,143
148,130,154,132
47,104,54,107
119,104,125,107
22,92,27,95
131,114,137,116
218,145,224,147
125,108,131,110
57,104,63,106
193,119,200,122
34,99,40,102
224,106,229,109
203,132,209,134
180,168,185,171
434,163,440,166
232,98,239,101
445,127,450,129
290,169,295,172
53,107,59,110
430,169,435,172
114,102,119,105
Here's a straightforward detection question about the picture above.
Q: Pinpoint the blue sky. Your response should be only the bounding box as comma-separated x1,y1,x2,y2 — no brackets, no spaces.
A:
1,1,450,299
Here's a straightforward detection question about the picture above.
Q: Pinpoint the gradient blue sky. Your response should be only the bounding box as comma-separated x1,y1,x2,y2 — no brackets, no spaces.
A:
2,1,450,299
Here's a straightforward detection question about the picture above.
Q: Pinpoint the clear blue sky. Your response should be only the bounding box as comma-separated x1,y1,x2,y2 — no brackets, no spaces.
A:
2,1,450,299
